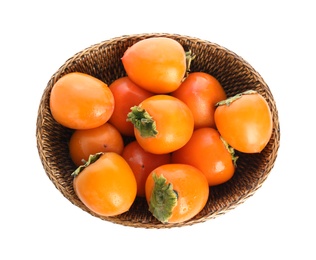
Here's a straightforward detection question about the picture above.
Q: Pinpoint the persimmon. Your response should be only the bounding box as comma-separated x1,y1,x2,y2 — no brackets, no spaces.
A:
72,152,137,217
108,76,154,136
172,127,237,186
69,123,124,167
171,72,226,129
127,95,194,154
50,72,114,129
121,37,187,93
215,90,273,153
145,164,209,224
122,141,171,197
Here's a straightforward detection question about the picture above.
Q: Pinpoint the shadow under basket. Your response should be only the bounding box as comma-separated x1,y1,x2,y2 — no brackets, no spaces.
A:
36,33,280,228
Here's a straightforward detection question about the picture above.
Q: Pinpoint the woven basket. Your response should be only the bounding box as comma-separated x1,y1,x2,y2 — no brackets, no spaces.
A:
36,33,280,228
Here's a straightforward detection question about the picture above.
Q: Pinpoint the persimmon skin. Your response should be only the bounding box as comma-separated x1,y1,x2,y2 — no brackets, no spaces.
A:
172,128,236,186
50,72,114,129
122,141,171,197
69,123,124,167
214,91,273,153
121,37,187,93
171,72,227,129
145,164,209,224
73,152,137,217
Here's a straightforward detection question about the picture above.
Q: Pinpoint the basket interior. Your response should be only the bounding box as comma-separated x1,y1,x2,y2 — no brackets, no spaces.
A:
36,33,280,228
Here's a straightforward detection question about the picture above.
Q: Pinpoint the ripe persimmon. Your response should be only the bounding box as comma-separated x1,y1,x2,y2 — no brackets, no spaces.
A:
215,90,273,153
127,95,194,154
50,72,114,129
145,164,209,224
72,152,137,217
122,141,171,197
122,37,187,93
172,127,237,186
108,76,153,136
171,72,227,129
69,123,124,167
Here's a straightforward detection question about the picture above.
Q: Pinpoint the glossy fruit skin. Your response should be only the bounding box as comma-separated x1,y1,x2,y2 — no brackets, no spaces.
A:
122,141,171,197
214,91,273,153
73,152,137,217
50,72,115,129
121,37,186,93
171,72,227,129
171,128,235,186
108,76,154,136
131,95,194,154
69,123,124,167
145,164,209,224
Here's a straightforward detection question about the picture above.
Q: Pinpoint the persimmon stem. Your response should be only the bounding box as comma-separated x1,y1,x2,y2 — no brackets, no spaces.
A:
148,173,178,223
71,152,103,177
127,106,158,138
216,90,257,107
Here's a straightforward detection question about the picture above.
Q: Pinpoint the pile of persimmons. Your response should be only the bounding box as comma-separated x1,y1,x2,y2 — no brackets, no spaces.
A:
49,37,273,224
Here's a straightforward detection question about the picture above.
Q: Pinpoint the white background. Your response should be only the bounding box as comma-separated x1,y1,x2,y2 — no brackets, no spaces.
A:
1,0,315,259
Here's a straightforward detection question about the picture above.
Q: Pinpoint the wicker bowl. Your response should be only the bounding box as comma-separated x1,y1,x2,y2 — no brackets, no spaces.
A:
36,33,280,228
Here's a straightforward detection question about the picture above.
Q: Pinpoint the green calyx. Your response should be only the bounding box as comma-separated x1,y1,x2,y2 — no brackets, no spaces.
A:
185,50,196,78
148,173,178,224
216,89,257,107
71,152,103,177
127,106,158,138
220,137,238,167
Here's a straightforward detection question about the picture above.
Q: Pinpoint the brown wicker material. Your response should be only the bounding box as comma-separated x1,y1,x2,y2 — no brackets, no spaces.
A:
36,33,280,228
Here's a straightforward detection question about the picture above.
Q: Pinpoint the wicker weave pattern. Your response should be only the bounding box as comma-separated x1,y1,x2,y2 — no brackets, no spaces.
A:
36,33,280,228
